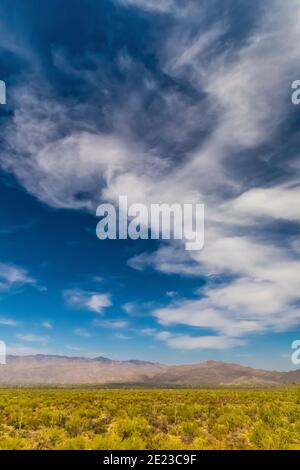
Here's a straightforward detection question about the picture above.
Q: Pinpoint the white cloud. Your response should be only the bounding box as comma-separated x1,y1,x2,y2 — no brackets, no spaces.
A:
0,318,21,327
114,333,130,340
122,302,136,314
1,82,154,211
66,345,83,352
73,328,91,337
165,334,243,350
155,331,172,341
165,0,300,152
93,319,128,329
128,245,202,276
116,0,175,13
140,328,157,336
122,301,155,316
7,345,53,356
64,289,112,314
223,185,300,222
139,327,242,350
0,262,36,292
166,291,177,298
41,321,53,329
152,235,300,338
16,333,49,343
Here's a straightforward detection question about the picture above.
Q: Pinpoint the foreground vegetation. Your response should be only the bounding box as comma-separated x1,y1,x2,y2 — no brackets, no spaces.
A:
0,388,300,449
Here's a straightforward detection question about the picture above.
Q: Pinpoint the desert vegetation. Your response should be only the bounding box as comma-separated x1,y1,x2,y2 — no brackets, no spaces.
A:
0,388,299,450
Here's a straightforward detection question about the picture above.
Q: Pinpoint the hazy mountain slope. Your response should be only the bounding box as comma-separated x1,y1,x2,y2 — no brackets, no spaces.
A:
149,361,283,386
279,369,300,384
0,355,297,386
0,355,165,385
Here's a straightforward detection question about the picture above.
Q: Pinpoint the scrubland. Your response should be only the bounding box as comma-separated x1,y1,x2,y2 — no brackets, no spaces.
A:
0,388,299,450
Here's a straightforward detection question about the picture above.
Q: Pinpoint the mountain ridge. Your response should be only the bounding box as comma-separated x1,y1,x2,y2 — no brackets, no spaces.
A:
0,355,298,386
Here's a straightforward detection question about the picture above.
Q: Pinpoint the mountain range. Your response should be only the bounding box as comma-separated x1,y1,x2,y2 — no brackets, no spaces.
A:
0,355,299,386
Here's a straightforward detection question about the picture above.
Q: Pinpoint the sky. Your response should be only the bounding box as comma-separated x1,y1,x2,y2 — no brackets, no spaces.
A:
0,0,300,370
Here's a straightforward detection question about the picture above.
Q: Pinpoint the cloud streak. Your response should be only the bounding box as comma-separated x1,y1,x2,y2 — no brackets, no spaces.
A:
0,318,21,327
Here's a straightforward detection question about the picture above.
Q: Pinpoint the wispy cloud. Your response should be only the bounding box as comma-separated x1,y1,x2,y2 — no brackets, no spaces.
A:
163,334,243,351
64,289,112,314
7,345,53,356
1,86,143,212
74,328,92,337
66,345,83,352
140,328,157,337
0,317,21,327
114,333,130,340
93,319,128,329
0,220,35,235
141,328,242,350
122,302,138,315
116,0,175,13
16,333,50,344
166,291,177,298
0,262,37,292
122,301,155,316
150,235,300,341
41,321,53,329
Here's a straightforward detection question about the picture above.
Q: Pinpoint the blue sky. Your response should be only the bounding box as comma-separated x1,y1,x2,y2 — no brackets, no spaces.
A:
0,0,300,370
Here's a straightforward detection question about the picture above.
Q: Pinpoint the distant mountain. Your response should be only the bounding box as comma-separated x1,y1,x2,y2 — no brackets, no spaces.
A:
150,360,284,386
0,355,164,385
280,369,300,384
0,355,298,386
